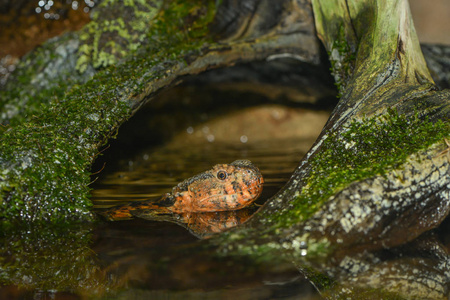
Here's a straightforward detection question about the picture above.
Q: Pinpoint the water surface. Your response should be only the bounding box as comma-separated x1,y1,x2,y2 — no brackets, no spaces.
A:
0,88,329,299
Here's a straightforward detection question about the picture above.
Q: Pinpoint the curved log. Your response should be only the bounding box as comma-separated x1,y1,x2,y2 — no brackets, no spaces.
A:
208,0,450,296
215,0,450,265
0,0,318,222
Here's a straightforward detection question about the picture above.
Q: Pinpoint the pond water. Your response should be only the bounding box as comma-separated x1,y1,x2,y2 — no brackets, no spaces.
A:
2,81,450,299
88,88,329,299
0,86,329,299
2,83,450,299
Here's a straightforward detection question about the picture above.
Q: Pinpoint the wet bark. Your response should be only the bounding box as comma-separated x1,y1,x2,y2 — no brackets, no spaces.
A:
215,0,450,297
224,0,450,248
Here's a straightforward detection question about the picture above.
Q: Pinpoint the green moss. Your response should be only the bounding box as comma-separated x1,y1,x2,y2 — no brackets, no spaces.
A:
0,60,141,222
300,266,335,292
217,228,332,264
76,0,218,73
328,26,356,97
0,0,220,223
275,109,450,228
219,109,448,266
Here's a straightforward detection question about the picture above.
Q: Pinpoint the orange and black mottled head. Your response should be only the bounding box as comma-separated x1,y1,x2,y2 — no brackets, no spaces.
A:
171,159,264,212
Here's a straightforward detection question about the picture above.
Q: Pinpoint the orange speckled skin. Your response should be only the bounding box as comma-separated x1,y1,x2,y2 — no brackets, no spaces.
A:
101,160,264,221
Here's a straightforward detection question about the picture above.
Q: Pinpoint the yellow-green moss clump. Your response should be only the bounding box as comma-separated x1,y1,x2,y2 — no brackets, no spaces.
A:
76,0,163,72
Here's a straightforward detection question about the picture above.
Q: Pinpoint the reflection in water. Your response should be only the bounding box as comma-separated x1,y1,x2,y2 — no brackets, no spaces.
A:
97,157,265,238
2,221,450,299
312,233,450,298
92,135,307,238
0,224,113,298
98,202,258,239
132,206,258,239
0,101,329,299
98,159,264,223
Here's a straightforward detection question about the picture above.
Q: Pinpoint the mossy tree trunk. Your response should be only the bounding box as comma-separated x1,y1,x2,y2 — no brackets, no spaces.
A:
214,0,450,297
220,0,449,255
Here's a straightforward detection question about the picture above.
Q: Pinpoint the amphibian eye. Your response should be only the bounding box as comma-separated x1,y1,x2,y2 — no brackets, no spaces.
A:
217,170,227,180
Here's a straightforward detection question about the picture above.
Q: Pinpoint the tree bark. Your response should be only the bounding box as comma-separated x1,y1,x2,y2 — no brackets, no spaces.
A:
217,0,449,257
211,0,450,297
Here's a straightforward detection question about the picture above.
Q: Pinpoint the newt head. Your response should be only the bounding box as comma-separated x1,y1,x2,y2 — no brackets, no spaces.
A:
171,159,264,212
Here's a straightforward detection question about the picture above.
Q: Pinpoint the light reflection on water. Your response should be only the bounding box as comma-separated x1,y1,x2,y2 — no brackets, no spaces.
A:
92,139,309,208
91,103,330,211
92,135,317,239
2,86,331,299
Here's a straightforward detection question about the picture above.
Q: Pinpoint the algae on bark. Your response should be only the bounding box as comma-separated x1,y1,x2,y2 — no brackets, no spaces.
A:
216,0,449,266
0,0,216,223
212,0,450,297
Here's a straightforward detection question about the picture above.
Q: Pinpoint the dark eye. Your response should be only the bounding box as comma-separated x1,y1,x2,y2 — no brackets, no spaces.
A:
217,170,227,180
